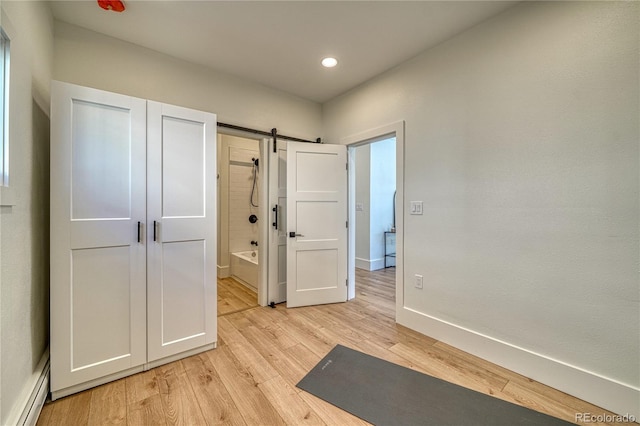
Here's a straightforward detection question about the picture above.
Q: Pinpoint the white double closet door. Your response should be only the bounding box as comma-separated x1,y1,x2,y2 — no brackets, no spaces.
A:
50,81,216,398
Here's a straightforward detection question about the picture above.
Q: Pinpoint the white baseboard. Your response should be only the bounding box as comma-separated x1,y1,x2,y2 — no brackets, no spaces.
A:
355,257,370,270
217,264,230,278
230,275,257,293
355,257,387,271
397,307,640,419
7,347,50,426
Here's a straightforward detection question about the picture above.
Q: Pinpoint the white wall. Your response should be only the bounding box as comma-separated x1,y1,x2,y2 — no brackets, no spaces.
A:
53,21,322,140
369,138,396,266
355,144,371,268
0,1,53,424
355,138,396,270
324,1,639,417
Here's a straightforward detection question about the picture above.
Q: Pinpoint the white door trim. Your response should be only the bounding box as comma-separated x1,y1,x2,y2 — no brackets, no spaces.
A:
341,121,405,315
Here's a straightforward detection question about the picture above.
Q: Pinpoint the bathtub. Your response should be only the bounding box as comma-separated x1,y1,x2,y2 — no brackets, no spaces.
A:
230,250,258,291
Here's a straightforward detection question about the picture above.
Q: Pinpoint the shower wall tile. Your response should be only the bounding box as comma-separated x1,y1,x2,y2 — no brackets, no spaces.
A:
228,151,259,254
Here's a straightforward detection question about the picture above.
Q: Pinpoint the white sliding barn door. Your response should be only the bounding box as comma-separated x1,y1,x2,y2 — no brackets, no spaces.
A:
50,82,147,395
146,102,217,362
286,142,348,308
268,139,287,305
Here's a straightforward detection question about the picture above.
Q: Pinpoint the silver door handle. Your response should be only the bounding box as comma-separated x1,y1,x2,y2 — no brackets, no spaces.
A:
289,232,304,238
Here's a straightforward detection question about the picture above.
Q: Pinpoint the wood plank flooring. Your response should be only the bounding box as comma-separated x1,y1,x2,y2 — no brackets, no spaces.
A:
37,268,628,426
218,277,258,316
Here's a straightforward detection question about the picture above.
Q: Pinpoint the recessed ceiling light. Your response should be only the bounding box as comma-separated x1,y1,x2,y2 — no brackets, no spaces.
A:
321,57,338,68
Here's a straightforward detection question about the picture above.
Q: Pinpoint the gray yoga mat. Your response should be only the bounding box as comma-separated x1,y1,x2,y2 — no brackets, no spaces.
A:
297,345,574,426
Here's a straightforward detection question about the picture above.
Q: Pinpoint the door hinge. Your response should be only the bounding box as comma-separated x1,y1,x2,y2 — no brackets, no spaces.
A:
346,279,348,286
346,162,348,171
346,221,348,228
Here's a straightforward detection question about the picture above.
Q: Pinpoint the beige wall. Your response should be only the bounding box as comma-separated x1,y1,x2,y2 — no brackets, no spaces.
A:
53,21,322,140
324,1,639,417
0,1,53,423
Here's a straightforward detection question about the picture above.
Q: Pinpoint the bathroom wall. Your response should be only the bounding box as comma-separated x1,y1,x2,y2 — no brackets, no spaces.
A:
228,146,260,254
217,134,260,278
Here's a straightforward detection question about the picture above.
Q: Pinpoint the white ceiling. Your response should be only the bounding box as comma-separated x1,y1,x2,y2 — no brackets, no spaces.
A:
49,1,517,103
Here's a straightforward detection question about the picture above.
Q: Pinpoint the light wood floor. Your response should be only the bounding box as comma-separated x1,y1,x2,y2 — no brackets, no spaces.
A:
217,277,258,316
37,268,626,426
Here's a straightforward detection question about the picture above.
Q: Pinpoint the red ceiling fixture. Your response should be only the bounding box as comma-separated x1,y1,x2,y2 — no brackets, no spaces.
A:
97,0,125,12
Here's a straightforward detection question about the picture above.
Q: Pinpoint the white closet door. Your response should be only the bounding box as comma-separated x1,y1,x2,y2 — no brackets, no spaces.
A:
50,81,147,395
147,102,217,362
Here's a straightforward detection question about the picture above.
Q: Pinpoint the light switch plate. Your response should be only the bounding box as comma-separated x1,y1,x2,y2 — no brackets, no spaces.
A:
415,274,423,289
410,201,423,215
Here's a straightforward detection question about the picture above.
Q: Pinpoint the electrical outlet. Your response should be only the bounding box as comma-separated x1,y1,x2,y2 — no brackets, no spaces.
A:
415,274,423,289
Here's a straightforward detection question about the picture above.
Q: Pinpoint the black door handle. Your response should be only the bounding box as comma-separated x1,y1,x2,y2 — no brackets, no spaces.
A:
153,221,157,242
289,232,304,238
272,205,278,229
137,221,141,243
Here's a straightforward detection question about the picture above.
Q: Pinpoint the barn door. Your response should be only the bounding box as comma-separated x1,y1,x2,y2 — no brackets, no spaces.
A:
267,138,287,305
286,142,348,308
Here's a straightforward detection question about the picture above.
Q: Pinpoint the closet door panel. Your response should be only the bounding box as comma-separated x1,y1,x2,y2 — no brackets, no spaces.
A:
71,101,131,219
162,117,205,217
71,247,132,369
161,240,206,343
147,101,217,362
50,81,147,396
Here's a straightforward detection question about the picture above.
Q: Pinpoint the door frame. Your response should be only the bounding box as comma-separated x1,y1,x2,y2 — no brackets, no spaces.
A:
341,121,404,315
221,120,405,312
216,129,270,307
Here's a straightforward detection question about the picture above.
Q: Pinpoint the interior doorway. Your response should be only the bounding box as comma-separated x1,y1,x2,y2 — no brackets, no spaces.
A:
353,137,397,272
344,121,405,319
351,137,397,312
216,133,267,315
218,121,404,313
